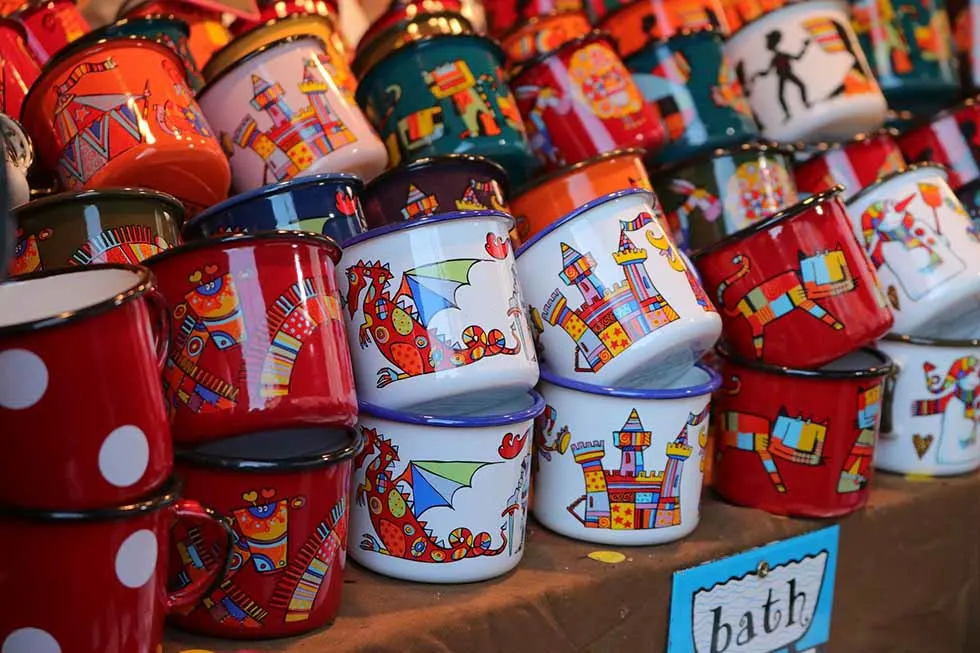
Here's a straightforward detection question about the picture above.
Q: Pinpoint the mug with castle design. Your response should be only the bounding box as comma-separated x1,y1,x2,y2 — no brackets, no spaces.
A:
691,186,894,369
874,334,980,477
845,163,980,339
533,363,719,546
712,346,893,517
723,0,887,142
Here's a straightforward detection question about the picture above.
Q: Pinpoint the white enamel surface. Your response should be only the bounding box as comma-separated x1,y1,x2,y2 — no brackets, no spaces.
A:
533,368,710,546
0,267,140,329
516,192,721,388
845,167,980,337
114,529,158,589
0,349,48,410
2,629,61,653
875,339,980,476
4,162,29,208
349,413,533,583
338,216,539,411
197,38,388,191
724,1,887,142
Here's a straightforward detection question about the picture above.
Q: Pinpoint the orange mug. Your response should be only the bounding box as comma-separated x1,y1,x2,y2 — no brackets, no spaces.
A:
499,10,591,67
21,37,231,216
599,0,729,59
509,148,652,244
118,0,232,67
719,0,786,32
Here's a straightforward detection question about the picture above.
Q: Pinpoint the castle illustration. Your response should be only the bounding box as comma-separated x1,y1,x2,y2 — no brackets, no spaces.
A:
569,409,692,530
401,183,439,219
234,58,356,183
542,230,679,372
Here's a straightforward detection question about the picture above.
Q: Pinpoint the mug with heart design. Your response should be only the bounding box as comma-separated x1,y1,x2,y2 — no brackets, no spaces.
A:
874,334,980,477
0,478,233,653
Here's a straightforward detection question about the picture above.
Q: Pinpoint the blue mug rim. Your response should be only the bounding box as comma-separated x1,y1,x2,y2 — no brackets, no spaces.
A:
358,389,546,428
342,209,515,248
539,363,721,399
514,187,655,258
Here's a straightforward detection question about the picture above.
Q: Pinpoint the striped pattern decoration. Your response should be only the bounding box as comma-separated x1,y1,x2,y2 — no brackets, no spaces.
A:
803,17,846,53
69,225,166,266
202,579,268,627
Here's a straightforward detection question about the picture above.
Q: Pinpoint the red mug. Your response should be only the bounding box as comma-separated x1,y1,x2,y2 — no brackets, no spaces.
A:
0,18,40,118
691,186,894,369
0,478,233,653
168,426,359,639
793,128,906,201
14,0,90,64
896,96,980,191
0,264,172,510
712,346,893,517
145,231,356,445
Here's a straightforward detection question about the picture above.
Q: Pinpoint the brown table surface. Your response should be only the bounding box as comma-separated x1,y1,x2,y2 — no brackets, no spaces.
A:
165,471,980,653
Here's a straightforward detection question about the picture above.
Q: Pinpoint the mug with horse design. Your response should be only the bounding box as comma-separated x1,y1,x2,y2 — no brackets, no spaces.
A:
691,186,894,369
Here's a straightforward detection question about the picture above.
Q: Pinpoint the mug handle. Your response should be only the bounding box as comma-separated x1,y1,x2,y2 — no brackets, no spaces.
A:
165,498,234,613
879,362,901,434
145,287,172,371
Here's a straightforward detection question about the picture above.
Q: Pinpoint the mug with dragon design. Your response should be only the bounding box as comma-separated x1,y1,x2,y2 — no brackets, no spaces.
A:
145,231,356,445
793,127,906,201
874,334,980,477
712,345,893,517
691,186,894,369
350,391,542,583
168,427,359,638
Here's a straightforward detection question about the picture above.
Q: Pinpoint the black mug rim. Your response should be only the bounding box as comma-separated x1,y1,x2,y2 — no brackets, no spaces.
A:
13,187,187,222
144,229,343,266
0,476,182,521
716,344,894,380
175,426,362,472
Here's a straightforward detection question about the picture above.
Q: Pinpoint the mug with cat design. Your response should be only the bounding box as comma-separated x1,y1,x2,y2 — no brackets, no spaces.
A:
874,334,980,477
845,163,980,339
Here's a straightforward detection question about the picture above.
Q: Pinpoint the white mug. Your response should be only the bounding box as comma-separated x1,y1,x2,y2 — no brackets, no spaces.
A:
875,335,980,476
845,164,980,338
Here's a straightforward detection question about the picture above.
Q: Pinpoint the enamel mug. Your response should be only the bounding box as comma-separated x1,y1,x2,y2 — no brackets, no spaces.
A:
356,0,465,59
0,18,40,119
845,164,980,338
498,10,591,67
350,391,543,583
351,11,475,79
485,0,584,38
92,16,205,92
724,0,887,142
14,0,90,64
533,363,719,545
896,96,980,191
118,0,231,68
516,188,722,389
599,0,730,60
197,35,388,191
338,210,539,412
793,128,906,200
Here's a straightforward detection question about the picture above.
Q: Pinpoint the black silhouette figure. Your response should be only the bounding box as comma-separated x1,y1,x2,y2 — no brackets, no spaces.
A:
641,13,658,37
751,30,813,122
827,19,868,98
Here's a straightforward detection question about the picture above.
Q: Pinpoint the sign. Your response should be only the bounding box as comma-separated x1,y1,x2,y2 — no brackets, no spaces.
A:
667,526,839,653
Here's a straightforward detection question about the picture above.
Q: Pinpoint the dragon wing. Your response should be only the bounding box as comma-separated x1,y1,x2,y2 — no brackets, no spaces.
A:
408,461,492,517
401,259,482,326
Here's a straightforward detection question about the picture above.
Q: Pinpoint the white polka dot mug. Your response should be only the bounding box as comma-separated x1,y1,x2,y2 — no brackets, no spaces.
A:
0,478,233,653
0,264,173,510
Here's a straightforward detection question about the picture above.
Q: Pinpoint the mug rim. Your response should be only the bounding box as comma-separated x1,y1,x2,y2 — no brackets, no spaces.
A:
145,229,343,266
183,173,365,233
789,127,900,155
363,153,510,201
725,0,837,43
539,363,722,399
341,209,515,248
716,344,894,379
13,187,186,221
498,7,589,44
0,263,156,336
196,33,326,99
508,29,611,82
0,16,30,43
689,185,844,261
176,427,362,472
511,147,647,198
844,161,948,207
0,476,182,521
884,333,980,348
515,187,656,257
358,389,546,427
352,10,476,77
648,139,795,178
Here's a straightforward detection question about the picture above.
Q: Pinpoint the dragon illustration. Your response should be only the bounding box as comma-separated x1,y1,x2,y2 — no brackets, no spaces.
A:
354,427,508,563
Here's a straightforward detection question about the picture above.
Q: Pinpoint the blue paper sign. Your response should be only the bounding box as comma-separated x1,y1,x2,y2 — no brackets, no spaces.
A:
667,526,840,653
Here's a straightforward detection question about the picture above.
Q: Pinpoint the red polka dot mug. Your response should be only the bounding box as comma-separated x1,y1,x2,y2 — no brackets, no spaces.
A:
0,264,173,510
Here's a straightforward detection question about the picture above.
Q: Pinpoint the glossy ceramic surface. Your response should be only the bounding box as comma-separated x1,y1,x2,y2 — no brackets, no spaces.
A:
182,173,366,244
339,211,538,411
351,11,474,78
0,265,171,509
713,347,892,517
145,232,356,445
360,154,509,229
626,29,758,164
168,427,358,639
793,128,905,200
15,0,90,64
92,16,205,91
692,187,894,368
599,0,730,59
845,164,980,338
510,148,652,245
198,36,386,191
851,0,959,114
120,0,232,67
896,97,980,190
533,364,719,545
21,38,230,216
0,18,40,119
356,34,537,186
350,391,543,582
485,0,584,38
724,0,887,141
0,481,230,653
10,188,183,277
516,189,722,388
652,142,799,253
0,113,32,208
499,10,591,67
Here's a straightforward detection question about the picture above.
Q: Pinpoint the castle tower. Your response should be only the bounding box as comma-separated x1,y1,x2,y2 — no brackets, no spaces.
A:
572,441,610,528
614,408,652,476
612,229,653,302
299,58,335,128
250,74,293,127
559,243,606,305
401,184,439,219
654,425,693,528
